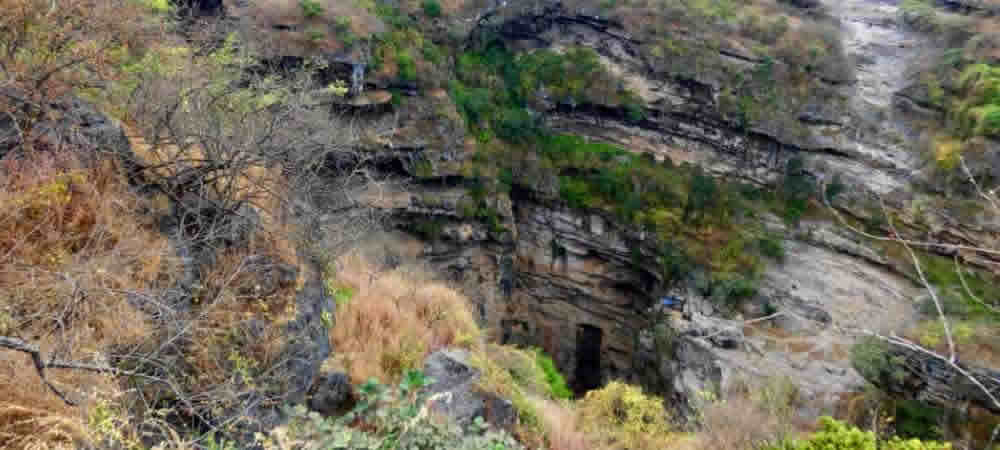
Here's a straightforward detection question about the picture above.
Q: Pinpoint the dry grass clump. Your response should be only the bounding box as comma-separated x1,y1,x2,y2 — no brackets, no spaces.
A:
687,377,805,450
691,397,784,450
0,150,174,449
330,253,481,384
535,398,598,450
0,404,91,450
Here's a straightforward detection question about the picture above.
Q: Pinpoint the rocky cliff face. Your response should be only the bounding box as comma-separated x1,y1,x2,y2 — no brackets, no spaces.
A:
251,0,998,419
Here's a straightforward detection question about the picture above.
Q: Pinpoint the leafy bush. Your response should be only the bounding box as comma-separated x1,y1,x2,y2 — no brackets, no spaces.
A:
396,49,416,82
779,156,815,225
900,0,941,32
684,167,719,223
758,235,785,262
421,0,442,17
658,241,693,287
578,381,671,450
850,338,909,389
533,349,573,399
495,107,540,143
710,274,759,309
825,174,847,203
770,417,951,450
330,257,481,383
299,0,323,18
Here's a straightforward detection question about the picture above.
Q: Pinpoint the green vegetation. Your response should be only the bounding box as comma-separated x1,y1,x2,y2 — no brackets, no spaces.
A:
271,370,524,449
578,381,672,450
850,338,907,388
914,250,1000,318
779,156,816,225
140,0,171,12
422,0,442,17
448,39,825,312
533,349,573,399
299,0,324,18
453,42,642,137
770,417,951,450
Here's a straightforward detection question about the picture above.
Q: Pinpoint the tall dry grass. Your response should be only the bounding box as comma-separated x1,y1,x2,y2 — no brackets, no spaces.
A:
535,398,597,450
329,252,481,384
0,150,174,449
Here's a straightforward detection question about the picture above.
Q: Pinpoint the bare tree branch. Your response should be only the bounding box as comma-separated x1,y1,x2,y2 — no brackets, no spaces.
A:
954,254,1000,315
959,155,1000,217
879,197,957,363
0,336,125,405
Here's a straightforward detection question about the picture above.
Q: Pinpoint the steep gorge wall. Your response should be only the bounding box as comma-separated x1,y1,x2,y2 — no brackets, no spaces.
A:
225,0,1000,416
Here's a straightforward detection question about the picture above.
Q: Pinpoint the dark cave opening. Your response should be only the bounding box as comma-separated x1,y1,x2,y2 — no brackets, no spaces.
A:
573,324,603,393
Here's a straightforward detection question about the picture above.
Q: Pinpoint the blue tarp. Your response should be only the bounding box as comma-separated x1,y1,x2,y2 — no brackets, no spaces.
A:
660,296,681,307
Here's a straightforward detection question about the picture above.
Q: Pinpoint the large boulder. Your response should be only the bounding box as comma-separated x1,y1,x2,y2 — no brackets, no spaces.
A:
423,349,516,429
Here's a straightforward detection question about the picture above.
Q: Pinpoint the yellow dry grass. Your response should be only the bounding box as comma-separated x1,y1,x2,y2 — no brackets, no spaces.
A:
0,404,91,450
535,398,597,450
329,252,481,384
0,150,172,449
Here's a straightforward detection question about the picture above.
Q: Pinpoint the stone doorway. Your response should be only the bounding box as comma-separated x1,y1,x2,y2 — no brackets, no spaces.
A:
573,324,603,393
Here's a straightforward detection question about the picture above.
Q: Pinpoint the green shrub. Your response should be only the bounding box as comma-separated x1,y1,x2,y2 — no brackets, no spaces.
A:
758,235,785,262
894,400,946,441
710,274,758,308
900,0,939,31
421,0,442,17
825,174,847,203
299,0,324,18
422,42,443,64
770,416,951,450
624,100,646,123
779,156,815,225
412,218,445,241
533,349,573,399
396,49,416,82
578,381,671,450
683,167,718,223
306,28,326,42
850,337,908,386
658,241,692,286
494,107,539,143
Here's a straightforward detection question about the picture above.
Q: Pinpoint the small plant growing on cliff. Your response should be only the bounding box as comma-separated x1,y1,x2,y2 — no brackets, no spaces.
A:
683,167,718,224
299,0,323,18
421,0,442,17
533,349,573,399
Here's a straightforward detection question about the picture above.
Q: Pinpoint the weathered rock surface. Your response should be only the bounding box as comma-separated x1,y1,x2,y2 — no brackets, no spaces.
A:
324,0,998,425
424,349,517,429
0,91,138,172
856,344,1000,414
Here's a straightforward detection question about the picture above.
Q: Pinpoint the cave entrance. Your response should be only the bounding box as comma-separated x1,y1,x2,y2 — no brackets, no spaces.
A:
573,324,603,393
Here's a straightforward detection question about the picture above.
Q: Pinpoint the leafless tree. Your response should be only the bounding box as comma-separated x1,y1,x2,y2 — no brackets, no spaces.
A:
821,159,1000,446
0,7,391,446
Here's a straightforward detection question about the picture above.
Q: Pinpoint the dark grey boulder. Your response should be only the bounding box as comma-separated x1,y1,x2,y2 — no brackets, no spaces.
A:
309,371,355,416
423,349,516,430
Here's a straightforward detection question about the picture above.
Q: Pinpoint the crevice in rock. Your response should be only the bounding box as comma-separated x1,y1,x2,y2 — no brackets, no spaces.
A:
573,324,604,393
